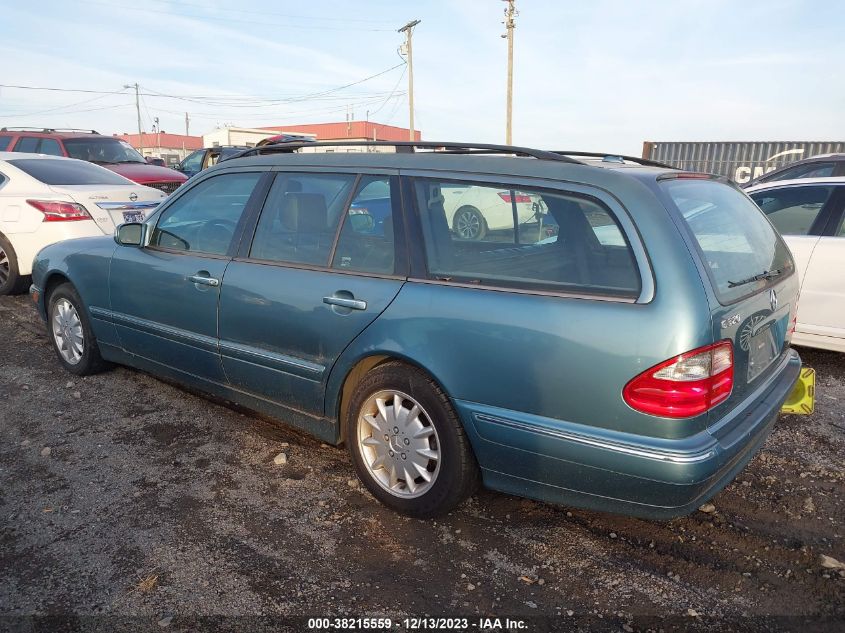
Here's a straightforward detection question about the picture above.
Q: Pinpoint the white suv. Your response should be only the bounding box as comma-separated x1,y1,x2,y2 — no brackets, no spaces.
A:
0,153,164,295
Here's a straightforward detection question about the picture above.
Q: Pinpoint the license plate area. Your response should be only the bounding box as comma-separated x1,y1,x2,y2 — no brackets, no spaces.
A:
747,325,778,382
122,211,146,223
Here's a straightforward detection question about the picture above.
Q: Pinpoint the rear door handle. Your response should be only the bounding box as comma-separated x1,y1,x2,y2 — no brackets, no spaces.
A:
323,296,367,310
188,274,220,287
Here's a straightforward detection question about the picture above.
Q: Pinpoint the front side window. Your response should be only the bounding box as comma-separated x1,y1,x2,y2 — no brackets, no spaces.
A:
749,185,834,235
661,178,794,304
151,172,261,255
413,178,640,297
249,173,356,266
180,150,204,172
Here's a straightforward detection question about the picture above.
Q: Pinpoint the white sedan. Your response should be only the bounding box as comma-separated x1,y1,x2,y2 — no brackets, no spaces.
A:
441,183,543,240
0,153,164,295
746,177,845,352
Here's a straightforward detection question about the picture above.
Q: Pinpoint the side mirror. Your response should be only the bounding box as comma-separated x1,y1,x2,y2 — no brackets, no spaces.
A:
115,222,145,246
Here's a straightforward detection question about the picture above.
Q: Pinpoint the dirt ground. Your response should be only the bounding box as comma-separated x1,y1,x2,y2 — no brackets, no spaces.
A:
1,293,843,632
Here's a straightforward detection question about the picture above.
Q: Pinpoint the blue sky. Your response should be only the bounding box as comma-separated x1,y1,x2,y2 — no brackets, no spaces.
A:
1,0,842,155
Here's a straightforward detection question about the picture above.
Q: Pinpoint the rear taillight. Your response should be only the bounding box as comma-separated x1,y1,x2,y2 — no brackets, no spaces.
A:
623,341,734,418
498,191,532,204
27,199,91,222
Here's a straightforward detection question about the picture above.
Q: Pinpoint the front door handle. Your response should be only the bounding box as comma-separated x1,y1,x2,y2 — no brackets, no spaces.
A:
188,274,220,287
323,295,367,310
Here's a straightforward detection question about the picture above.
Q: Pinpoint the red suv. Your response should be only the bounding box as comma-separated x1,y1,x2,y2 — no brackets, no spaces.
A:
0,127,187,195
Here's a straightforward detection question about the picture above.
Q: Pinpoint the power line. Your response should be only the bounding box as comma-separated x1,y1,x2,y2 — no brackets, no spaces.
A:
0,88,129,118
0,64,407,108
141,63,407,107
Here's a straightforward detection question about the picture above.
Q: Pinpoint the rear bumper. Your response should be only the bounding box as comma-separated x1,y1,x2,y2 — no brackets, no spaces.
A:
457,349,801,519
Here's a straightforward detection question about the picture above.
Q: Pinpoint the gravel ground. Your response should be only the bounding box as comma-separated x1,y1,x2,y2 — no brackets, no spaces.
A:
1,293,843,632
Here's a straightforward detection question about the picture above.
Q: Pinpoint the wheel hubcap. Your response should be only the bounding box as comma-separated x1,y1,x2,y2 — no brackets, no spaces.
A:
357,390,440,498
52,299,84,365
456,210,480,239
0,247,9,285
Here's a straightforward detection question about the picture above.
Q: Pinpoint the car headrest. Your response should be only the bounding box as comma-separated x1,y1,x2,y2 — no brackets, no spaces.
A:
280,192,328,232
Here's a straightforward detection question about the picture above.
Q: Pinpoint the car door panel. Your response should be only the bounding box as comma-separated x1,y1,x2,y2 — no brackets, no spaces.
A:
108,170,265,382
219,264,403,414
218,171,406,417
110,249,230,381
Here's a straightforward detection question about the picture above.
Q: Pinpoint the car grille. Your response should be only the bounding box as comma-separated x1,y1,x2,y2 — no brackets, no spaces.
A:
147,181,182,196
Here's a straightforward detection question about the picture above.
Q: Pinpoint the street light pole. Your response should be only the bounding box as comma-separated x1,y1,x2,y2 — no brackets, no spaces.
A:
398,19,420,141
124,82,143,154
502,1,517,145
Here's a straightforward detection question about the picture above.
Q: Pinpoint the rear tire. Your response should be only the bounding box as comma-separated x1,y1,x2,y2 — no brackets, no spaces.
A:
345,362,480,518
0,234,29,296
47,282,110,376
452,206,488,241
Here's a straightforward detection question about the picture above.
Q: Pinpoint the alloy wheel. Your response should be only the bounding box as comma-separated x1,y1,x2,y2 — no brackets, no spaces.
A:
52,298,85,365
356,390,441,498
455,209,481,240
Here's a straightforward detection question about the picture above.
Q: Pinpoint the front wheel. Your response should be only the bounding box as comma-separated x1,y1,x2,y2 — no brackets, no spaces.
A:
345,362,479,518
47,282,110,375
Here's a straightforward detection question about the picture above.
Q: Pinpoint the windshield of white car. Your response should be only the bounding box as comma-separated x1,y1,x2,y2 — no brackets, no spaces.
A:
8,158,133,185
63,138,145,164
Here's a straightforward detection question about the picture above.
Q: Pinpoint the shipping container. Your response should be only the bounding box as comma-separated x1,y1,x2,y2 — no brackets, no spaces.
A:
642,141,845,184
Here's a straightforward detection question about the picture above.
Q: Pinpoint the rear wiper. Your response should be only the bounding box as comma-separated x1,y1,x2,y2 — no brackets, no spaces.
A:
727,269,782,288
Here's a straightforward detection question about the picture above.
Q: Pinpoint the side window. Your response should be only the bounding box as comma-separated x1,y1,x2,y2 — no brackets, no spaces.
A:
151,172,261,255
767,162,836,182
331,176,396,274
750,185,834,235
14,137,40,153
0,136,12,151
180,150,204,172
414,178,640,297
249,173,356,266
38,139,63,156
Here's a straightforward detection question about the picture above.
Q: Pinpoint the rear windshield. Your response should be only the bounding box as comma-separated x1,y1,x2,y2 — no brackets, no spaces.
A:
9,158,132,186
660,178,794,304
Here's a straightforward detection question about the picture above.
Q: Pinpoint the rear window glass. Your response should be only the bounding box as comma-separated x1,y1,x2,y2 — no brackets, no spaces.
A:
661,179,794,304
8,158,131,185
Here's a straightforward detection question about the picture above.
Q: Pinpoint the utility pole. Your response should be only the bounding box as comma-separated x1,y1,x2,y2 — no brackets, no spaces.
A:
502,0,517,145
124,82,143,153
185,112,190,136
398,19,420,141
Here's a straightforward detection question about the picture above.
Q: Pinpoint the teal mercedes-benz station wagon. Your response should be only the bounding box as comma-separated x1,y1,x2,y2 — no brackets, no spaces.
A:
30,141,802,519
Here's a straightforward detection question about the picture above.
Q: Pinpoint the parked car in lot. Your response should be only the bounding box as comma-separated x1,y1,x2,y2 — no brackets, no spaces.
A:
175,146,250,178
145,156,166,167
746,177,845,352
30,141,802,519
0,128,187,195
0,153,164,295
743,153,845,189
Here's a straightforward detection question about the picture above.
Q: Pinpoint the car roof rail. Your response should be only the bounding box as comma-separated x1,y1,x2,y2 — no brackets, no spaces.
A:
551,150,678,169
0,126,99,134
231,140,586,164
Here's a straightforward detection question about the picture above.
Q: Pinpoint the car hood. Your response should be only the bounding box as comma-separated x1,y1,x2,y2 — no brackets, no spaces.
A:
103,162,188,184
